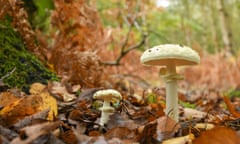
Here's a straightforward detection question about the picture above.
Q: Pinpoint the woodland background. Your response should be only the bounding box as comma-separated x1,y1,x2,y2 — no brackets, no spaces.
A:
0,0,240,143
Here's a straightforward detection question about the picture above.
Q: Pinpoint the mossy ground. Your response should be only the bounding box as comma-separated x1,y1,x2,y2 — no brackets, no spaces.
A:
0,18,58,93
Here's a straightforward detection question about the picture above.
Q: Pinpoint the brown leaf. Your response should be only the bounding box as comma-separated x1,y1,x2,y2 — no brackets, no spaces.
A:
60,130,78,144
11,121,61,144
106,113,138,130
137,120,157,143
0,125,18,140
13,109,50,130
48,81,76,102
155,116,180,141
193,126,240,144
104,127,136,141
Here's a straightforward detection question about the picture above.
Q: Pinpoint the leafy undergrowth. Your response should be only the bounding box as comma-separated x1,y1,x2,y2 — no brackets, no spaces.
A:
0,79,239,143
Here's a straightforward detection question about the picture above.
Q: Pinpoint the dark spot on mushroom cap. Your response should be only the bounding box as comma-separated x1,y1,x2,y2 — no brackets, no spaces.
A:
148,49,151,52
179,44,183,47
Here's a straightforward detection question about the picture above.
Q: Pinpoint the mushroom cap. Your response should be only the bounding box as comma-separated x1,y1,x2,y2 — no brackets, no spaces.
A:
140,44,200,66
93,89,122,101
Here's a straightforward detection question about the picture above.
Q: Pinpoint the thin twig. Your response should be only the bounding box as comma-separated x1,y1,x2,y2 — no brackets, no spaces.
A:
0,67,16,80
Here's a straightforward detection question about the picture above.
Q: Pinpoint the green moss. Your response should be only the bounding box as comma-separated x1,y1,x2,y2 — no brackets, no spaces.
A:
0,18,58,93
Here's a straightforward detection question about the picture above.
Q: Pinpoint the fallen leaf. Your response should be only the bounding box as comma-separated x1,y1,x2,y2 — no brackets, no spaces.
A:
0,125,18,140
13,109,50,130
162,134,194,144
38,90,58,120
137,120,157,144
194,123,215,130
106,113,138,130
30,83,58,120
0,92,20,107
0,83,57,126
155,116,180,141
60,130,78,144
104,127,136,141
193,126,240,144
48,81,76,102
183,108,209,119
11,121,61,144
223,96,240,118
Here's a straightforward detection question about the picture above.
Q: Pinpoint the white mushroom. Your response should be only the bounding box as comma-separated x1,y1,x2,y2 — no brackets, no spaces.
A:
140,44,200,122
93,89,122,126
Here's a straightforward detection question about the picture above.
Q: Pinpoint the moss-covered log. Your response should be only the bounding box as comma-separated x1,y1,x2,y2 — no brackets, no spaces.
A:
0,18,58,93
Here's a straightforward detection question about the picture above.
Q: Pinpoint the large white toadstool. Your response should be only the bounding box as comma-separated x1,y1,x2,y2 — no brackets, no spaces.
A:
140,44,200,122
93,89,122,126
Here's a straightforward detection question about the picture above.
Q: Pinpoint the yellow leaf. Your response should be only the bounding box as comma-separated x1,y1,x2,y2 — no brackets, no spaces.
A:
30,83,58,120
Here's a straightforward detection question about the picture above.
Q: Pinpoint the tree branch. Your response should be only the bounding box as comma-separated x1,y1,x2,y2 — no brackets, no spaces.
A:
102,18,147,66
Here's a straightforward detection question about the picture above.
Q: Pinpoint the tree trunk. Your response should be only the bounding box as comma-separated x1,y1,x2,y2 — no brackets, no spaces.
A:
217,0,233,55
209,0,219,52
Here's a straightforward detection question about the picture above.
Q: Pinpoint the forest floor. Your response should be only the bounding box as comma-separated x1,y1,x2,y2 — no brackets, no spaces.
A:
0,54,240,144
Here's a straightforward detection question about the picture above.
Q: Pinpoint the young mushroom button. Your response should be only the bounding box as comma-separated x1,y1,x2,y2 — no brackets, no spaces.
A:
93,89,122,126
140,44,200,122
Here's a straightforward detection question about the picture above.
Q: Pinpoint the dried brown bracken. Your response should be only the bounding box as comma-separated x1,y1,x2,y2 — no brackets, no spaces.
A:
49,0,105,87
2,0,43,59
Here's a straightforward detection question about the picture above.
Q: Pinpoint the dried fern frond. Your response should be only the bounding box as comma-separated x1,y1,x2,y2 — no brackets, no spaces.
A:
51,50,103,87
49,0,105,87
7,0,39,52
0,0,11,19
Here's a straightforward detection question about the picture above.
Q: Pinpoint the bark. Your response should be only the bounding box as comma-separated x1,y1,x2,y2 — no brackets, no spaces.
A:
217,0,233,55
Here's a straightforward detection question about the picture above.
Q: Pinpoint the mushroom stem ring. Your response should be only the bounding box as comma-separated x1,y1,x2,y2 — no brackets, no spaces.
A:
160,65,183,121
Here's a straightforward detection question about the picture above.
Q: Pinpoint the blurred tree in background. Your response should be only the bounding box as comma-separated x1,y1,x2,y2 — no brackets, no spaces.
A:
22,0,240,55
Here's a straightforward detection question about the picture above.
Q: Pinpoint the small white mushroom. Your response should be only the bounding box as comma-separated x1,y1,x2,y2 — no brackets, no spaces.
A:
140,44,200,122
93,89,122,126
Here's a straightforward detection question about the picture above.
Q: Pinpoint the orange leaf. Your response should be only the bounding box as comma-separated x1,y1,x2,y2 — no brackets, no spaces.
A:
223,96,240,118
193,126,239,144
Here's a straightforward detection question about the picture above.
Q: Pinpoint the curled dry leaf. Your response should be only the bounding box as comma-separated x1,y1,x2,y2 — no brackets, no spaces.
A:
48,81,76,102
137,120,157,144
155,116,180,141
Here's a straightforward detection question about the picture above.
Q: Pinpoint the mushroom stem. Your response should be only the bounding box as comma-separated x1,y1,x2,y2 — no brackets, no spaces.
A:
100,101,111,126
165,64,179,122
102,100,110,108
100,111,110,126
